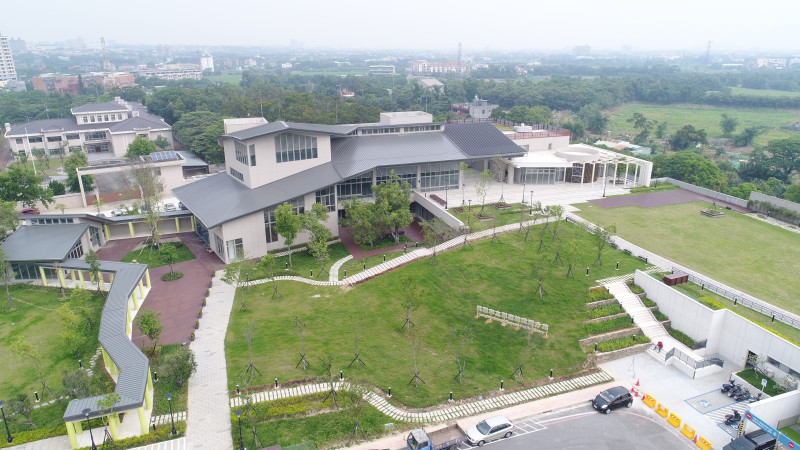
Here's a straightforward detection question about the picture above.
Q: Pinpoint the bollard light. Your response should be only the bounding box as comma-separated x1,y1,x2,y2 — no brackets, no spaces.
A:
235,409,244,450
549,368,554,379
275,377,278,388
236,384,240,395
585,267,589,276
285,262,288,271
388,386,392,398
310,269,313,277
449,391,454,402
340,370,344,381
615,262,619,271
344,269,347,278
34,391,39,402
78,359,82,369
153,371,158,382
500,379,504,391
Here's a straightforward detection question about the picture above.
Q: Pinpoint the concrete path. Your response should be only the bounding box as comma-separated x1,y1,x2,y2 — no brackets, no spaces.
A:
231,371,613,423
328,254,352,282
185,270,235,450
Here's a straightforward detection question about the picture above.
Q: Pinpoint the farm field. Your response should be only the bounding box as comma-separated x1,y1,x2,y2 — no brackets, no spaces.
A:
605,103,800,148
729,87,800,98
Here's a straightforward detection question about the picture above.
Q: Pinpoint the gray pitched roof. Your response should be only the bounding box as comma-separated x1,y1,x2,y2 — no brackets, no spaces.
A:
71,101,130,114
108,116,170,133
330,132,465,179
443,122,526,157
1,224,89,262
173,163,342,229
222,121,357,141
177,151,208,167
5,118,80,136
61,259,150,422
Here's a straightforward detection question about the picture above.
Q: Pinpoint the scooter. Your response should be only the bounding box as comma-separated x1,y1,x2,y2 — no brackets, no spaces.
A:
725,410,742,426
749,392,763,403
721,379,737,394
728,384,743,398
734,388,751,402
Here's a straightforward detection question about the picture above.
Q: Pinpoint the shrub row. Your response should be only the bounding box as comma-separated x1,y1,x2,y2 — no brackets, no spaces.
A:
652,310,669,322
597,334,651,352
77,421,186,450
588,303,625,319
697,295,724,310
586,287,614,303
667,327,695,348
0,424,67,449
626,282,645,294
585,316,634,335
748,199,800,223
642,298,657,307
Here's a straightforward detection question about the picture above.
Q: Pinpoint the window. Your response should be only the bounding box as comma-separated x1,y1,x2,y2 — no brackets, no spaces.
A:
97,115,102,122
249,144,256,166
229,167,244,182
47,136,62,142
226,238,244,261
82,116,88,123
315,186,335,211
67,241,84,259
362,127,400,135
214,234,224,256
65,133,79,140
419,162,459,192
275,133,317,163
89,227,101,247
28,136,43,143
90,116,95,123
263,196,305,243
377,165,417,188
31,218,74,224
85,131,107,140
110,114,115,121
15,138,22,144
403,125,441,133
336,172,373,202
234,141,248,165
104,115,109,122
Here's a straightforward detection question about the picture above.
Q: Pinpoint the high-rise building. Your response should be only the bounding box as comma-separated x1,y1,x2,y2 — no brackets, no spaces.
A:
0,35,18,82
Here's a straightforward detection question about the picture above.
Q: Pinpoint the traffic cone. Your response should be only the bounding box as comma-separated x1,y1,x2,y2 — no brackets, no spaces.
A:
693,436,698,443
636,379,640,386
631,387,635,394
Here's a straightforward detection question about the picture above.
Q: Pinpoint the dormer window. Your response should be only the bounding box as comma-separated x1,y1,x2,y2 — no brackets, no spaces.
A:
275,133,317,163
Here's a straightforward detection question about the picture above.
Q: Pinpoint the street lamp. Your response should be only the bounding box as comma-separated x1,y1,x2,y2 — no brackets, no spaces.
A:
603,178,607,198
522,182,526,204
530,190,534,214
445,185,448,209
82,408,97,450
234,409,244,450
165,393,177,435
0,400,12,443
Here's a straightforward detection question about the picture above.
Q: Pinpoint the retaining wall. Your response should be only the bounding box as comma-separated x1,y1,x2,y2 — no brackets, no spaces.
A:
592,343,650,364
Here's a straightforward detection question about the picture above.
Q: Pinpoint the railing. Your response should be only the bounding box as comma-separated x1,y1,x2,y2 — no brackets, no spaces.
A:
677,268,800,330
664,347,723,370
693,339,708,350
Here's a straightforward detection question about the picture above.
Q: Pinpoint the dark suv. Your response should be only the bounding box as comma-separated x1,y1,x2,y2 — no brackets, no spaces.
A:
722,430,777,450
592,386,633,414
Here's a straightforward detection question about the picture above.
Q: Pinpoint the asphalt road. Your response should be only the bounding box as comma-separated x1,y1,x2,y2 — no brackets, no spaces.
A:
467,404,695,450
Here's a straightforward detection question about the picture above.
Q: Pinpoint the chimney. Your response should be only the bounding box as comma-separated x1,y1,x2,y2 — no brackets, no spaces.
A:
4,123,10,133
132,111,139,117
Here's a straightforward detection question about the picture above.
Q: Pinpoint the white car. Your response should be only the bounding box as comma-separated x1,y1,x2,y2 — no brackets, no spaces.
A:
163,203,177,212
465,415,514,446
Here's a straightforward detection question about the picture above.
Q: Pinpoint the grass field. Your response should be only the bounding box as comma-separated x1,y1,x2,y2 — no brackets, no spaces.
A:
605,103,800,148
225,222,648,408
729,87,800,98
573,200,800,314
121,242,196,268
203,72,242,85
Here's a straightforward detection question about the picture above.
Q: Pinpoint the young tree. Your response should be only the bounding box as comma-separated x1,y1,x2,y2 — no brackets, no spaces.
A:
10,336,54,397
274,203,301,267
341,199,379,261
222,250,255,310
373,171,413,242
448,327,473,384
0,201,19,236
54,202,67,213
57,140,69,165
85,249,104,297
668,125,708,150
421,218,452,264
126,136,158,157
548,205,565,242
306,222,333,278
62,370,91,399
530,252,551,302
561,239,580,279
9,393,34,428
159,243,179,273
399,275,422,331
474,169,493,216
161,347,197,390
134,310,163,356
63,150,94,193
459,162,472,206
31,147,49,170
720,114,739,137
591,224,617,267
259,253,280,299
153,135,170,150
129,161,165,248
491,156,508,203
69,288,94,327
655,121,668,139
56,302,85,357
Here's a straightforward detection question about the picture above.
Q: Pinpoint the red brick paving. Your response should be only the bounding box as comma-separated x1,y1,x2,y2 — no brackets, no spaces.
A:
588,188,751,213
97,232,225,347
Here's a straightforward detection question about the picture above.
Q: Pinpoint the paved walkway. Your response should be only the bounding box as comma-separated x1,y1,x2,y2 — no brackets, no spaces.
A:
185,270,235,450
231,371,613,423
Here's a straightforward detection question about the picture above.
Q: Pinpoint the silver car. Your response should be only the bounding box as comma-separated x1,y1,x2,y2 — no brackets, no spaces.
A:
465,415,514,446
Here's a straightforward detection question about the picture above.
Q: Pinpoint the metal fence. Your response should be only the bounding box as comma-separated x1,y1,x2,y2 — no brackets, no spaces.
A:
677,268,800,330
664,347,723,370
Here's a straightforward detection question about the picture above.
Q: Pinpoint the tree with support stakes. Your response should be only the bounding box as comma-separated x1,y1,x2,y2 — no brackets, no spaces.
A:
348,315,366,369
222,250,254,311
511,333,533,383
448,327,473,384
460,220,473,249
239,380,265,449
491,155,509,204
320,353,339,409
294,317,310,373
11,336,55,398
524,202,540,242
347,383,368,445
398,275,422,331
459,162,472,207
421,218,452,264
135,310,162,357
407,329,425,393
373,171,413,243
530,252,551,302
562,239,580,279
275,202,301,267
548,205,565,242
537,222,551,253
591,224,617,267
474,169,493,217
259,254,280,300
241,322,263,383
303,203,333,278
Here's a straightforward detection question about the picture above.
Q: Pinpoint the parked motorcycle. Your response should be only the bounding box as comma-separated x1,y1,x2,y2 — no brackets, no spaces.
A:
728,384,743,397
725,410,742,425
721,379,737,394
734,388,751,402
749,392,763,403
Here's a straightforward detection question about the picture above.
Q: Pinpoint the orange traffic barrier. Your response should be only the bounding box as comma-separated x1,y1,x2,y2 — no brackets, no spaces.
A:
655,403,669,418
643,394,656,408
681,424,696,440
696,436,712,450
667,412,681,428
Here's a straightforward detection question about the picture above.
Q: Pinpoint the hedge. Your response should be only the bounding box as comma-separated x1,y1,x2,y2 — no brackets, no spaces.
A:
588,303,625,319
586,287,614,303
585,316,634,335
652,310,669,322
0,424,68,448
76,421,186,450
627,283,645,294
642,298,657,307
597,334,651,352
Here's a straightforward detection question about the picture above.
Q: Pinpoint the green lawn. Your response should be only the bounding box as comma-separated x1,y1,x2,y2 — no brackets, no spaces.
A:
729,87,800,98
121,242,196,268
448,203,546,233
225,222,648,409
150,344,190,415
573,200,800,314
605,103,800,148
255,243,352,282
337,251,405,281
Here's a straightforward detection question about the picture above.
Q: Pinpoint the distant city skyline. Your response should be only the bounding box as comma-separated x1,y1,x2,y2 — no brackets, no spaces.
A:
2,0,799,54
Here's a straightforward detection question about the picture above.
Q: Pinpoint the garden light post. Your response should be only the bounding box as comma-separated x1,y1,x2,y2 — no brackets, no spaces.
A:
603,178,607,197
522,182,526,204
445,185,448,209
235,409,244,450
0,401,12,443
468,199,471,211
165,393,176,435
82,408,97,450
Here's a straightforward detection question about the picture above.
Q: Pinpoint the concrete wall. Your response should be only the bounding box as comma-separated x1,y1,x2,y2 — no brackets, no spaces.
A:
658,178,748,207
22,193,86,212
412,191,465,229
511,135,570,153
746,390,800,433
634,270,800,374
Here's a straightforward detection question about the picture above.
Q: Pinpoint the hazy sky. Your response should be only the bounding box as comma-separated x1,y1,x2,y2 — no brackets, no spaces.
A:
2,0,799,54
